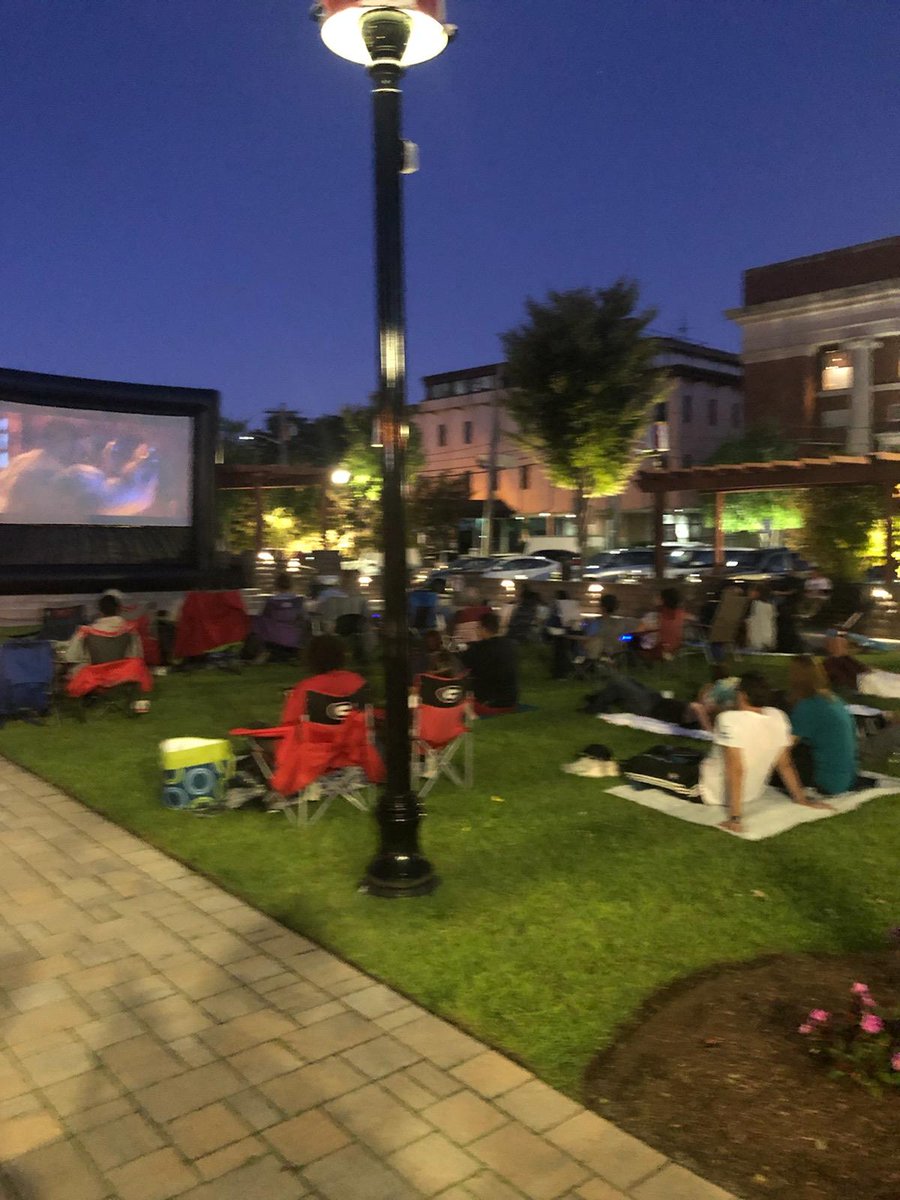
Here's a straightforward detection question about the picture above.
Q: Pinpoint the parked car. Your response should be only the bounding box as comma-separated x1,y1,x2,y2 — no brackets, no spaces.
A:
582,547,657,582
529,548,582,578
480,555,559,582
720,547,810,582
417,555,504,587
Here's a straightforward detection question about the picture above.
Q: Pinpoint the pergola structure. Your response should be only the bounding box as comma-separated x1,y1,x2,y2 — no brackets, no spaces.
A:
215,463,328,552
636,453,900,580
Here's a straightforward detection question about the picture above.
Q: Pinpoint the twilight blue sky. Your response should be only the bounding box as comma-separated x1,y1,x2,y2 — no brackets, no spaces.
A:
1,0,898,422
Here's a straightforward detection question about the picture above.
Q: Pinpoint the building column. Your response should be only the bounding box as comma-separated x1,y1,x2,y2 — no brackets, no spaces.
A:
845,339,882,454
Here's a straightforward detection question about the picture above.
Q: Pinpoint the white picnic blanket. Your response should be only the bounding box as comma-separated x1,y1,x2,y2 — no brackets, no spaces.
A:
598,704,885,744
598,713,712,741
606,778,898,840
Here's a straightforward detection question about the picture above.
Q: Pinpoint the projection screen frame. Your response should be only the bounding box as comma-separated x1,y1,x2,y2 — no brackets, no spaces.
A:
0,366,219,594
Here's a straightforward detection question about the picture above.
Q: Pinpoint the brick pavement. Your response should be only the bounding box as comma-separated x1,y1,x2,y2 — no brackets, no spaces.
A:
0,757,736,1200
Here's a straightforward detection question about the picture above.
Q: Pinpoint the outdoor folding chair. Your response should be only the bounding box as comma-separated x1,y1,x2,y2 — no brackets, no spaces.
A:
65,627,153,719
231,686,380,825
411,674,473,798
39,604,86,642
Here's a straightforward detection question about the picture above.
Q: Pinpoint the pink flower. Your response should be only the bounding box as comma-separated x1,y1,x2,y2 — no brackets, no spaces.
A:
861,994,877,1008
798,1023,813,1035
860,1014,884,1034
892,1052,900,1072
809,1009,830,1023
851,982,869,995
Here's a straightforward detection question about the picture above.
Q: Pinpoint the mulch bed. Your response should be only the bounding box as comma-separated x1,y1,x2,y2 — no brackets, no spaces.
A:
584,953,900,1200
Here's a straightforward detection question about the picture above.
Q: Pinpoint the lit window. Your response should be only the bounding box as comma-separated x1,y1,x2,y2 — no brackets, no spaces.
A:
519,465,531,489
437,424,447,446
463,420,473,444
821,349,853,391
682,395,692,423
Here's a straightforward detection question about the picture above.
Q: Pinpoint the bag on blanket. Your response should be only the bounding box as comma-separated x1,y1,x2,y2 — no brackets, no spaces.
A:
621,744,704,800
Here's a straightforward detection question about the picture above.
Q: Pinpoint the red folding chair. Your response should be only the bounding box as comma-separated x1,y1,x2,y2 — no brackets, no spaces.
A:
65,625,153,718
411,674,473,798
231,686,383,825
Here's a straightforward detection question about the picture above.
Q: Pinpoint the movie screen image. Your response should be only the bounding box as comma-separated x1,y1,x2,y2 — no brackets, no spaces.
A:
0,401,193,526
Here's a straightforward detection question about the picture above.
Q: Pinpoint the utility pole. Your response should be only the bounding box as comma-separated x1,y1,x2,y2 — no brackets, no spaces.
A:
480,395,500,556
265,404,295,465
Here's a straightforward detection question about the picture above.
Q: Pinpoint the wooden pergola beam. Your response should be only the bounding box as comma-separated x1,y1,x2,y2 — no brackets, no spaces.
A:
636,453,900,496
215,464,327,490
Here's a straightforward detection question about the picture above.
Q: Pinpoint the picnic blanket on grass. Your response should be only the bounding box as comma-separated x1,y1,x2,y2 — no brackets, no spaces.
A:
606,777,898,840
598,704,885,744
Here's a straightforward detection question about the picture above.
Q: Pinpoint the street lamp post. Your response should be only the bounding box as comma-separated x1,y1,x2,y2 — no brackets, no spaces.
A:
314,1,453,897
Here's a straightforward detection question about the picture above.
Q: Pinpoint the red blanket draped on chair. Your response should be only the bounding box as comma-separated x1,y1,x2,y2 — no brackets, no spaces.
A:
173,591,250,659
270,712,385,795
66,657,153,697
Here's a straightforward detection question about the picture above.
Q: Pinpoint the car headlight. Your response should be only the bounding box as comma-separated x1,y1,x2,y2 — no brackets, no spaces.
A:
257,550,274,563
500,578,516,591
587,583,604,594
359,574,372,588
871,585,892,601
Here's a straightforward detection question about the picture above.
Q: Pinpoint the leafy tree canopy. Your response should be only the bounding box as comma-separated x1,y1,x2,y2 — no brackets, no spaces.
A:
501,281,668,500
704,426,802,534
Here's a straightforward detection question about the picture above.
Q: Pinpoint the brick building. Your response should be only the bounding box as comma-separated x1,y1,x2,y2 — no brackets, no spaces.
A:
413,337,742,554
727,236,900,452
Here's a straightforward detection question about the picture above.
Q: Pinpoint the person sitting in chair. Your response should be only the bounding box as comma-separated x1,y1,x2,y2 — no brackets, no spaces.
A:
699,672,832,834
65,593,142,670
281,634,367,725
635,587,686,661
459,610,519,714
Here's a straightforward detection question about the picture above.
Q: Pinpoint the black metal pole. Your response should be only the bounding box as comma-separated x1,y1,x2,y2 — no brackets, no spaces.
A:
361,11,437,897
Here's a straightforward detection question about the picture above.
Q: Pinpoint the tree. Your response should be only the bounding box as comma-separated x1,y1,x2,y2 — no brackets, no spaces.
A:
501,281,668,556
704,426,802,536
798,486,882,581
409,474,470,559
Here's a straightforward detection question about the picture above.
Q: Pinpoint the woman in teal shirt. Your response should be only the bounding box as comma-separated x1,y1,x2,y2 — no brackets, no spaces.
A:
788,656,857,795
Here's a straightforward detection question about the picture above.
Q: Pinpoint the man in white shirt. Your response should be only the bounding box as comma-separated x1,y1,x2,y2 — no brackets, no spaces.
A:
700,672,832,834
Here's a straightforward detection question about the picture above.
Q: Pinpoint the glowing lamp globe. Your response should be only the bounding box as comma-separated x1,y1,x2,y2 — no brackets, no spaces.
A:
317,0,452,67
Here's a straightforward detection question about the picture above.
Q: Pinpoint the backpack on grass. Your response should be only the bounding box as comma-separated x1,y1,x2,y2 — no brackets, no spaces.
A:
0,639,54,726
621,744,705,800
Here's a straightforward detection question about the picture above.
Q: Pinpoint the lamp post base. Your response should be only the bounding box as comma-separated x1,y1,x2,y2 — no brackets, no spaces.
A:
361,790,439,897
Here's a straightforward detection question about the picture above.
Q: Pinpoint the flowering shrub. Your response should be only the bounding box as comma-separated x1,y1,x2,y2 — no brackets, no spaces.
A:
798,982,900,1093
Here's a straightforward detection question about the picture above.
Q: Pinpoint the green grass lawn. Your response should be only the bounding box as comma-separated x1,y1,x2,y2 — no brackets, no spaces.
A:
1,649,899,1097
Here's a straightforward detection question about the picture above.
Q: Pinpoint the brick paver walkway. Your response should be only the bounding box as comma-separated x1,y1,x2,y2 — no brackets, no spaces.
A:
0,758,735,1200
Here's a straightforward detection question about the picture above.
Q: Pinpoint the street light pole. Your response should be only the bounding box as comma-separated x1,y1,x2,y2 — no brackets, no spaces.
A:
315,1,453,897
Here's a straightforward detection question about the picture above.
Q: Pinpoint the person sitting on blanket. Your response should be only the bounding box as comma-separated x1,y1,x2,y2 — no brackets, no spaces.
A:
700,671,832,834
459,610,519,714
687,663,740,733
787,656,857,795
581,671,699,726
822,633,900,699
281,634,367,726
